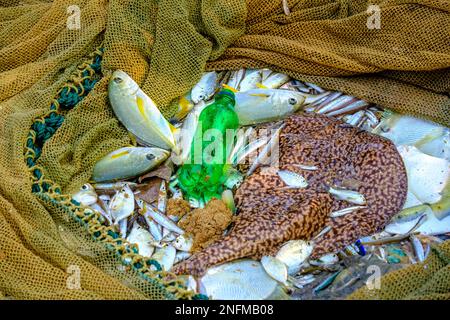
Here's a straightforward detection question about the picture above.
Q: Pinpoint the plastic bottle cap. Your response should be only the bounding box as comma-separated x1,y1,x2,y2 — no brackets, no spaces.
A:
216,88,235,101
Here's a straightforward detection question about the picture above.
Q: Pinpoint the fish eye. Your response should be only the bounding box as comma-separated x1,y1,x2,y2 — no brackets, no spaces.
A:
146,153,156,161
198,94,204,100
113,77,123,84
288,98,297,105
81,184,88,190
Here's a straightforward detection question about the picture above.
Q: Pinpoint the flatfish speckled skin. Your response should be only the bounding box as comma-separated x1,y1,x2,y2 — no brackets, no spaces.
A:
173,113,407,276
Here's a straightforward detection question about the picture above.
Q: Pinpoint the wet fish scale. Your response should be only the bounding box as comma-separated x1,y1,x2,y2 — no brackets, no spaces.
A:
173,113,407,276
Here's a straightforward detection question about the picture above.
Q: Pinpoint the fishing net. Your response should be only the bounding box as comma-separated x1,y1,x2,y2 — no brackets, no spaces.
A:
0,0,449,299
348,240,450,300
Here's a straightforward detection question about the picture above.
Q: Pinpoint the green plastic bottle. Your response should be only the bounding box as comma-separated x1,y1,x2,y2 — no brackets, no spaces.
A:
177,88,239,202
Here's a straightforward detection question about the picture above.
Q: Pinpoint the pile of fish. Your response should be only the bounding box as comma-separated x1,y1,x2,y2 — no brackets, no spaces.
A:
72,68,449,300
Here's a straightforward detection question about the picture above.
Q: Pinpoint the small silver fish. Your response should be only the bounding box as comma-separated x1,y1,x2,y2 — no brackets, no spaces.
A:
157,180,167,213
330,206,366,218
328,186,366,205
172,234,193,252
238,69,262,91
118,218,128,238
275,240,314,275
261,256,288,285
234,89,306,125
109,184,134,223
152,245,176,271
191,71,218,103
137,199,184,235
91,147,169,182
277,170,308,188
261,72,290,89
292,164,318,171
247,124,284,176
391,204,429,223
227,69,245,91
108,70,175,150
93,182,139,191
73,183,97,206
127,222,155,257
410,234,425,262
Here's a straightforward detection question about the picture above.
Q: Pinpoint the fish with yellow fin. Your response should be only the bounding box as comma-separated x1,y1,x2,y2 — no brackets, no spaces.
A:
234,89,327,125
91,146,169,182
108,70,176,150
169,92,194,122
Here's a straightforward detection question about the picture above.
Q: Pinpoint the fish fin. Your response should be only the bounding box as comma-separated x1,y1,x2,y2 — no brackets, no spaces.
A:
168,122,179,135
249,93,271,98
128,133,138,147
414,128,444,149
136,96,148,121
222,84,238,92
256,82,268,89
110,150,130,159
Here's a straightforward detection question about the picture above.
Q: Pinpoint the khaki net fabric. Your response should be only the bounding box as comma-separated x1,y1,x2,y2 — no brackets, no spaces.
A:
0,0,449,299
348,240,450,300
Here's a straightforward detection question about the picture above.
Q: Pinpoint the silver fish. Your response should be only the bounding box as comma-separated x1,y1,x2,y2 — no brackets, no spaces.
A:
108,70,175,150
172,234,193,252
330,206,366,218
328,186,366,205
261,256,288,285
137,199,184,235
93,182,139,191
152,245,176,271
127,222,155,257
410,234,425,262
173,101,208,165
238,69,262,91
73,183,97,206
278,170,308,189
234,89,306,125
275,240,313,275
261,72,290,89
247,124,284,176
191,71,218,103
226,69,245,91
91,147,169,182
109,184,134,223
